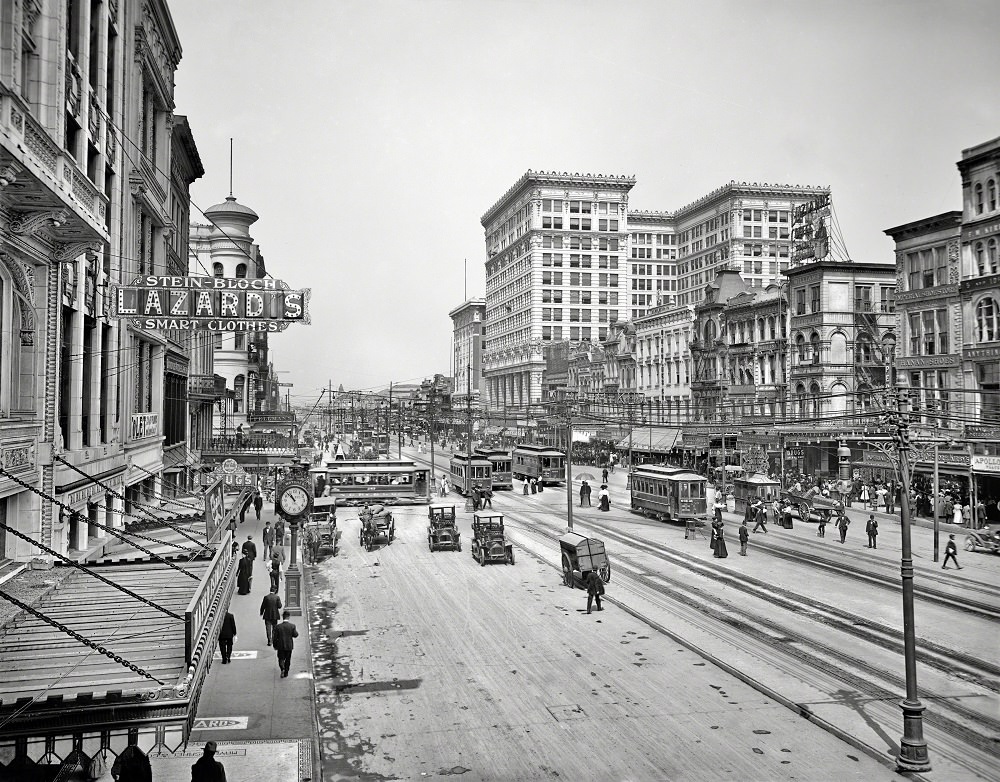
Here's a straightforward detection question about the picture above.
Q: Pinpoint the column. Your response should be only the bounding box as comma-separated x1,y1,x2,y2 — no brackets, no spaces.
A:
112,495,125,529
68,258,86,450
89,320,103,444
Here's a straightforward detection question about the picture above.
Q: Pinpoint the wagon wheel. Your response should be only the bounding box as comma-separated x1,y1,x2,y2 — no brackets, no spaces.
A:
964,535,976,552
359,527,364,546
599,561,611,584
561,553,573,587
798,503,810,521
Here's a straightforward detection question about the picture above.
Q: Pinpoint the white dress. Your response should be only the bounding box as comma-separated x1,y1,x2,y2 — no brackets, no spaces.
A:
953,505,963,525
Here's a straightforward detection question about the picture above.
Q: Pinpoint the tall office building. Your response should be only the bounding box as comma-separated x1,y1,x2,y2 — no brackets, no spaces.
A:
481,171,636,410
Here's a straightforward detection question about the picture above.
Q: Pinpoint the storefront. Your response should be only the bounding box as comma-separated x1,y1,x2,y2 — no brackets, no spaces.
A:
972,454,1000,522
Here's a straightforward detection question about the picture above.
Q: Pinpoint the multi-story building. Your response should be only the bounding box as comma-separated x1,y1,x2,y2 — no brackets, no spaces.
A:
627,211,677,320
481,171,635,412
957,137,1000,508
780,259,897,478
634,301,695,423
449,298,485,410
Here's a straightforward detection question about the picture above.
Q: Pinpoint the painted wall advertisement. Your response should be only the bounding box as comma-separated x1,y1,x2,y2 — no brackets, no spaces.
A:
110,276,311,331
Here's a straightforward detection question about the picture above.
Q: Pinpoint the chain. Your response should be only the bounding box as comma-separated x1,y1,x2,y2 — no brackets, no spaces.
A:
0,588,164,685
0,466,202,580
0,521,183,620
54,455,205,548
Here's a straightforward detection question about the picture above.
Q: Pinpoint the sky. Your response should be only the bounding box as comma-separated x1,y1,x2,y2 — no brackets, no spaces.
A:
169,0,1000,405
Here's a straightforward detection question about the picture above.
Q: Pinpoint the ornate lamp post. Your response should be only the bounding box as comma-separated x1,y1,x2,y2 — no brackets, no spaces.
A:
879,332,932,772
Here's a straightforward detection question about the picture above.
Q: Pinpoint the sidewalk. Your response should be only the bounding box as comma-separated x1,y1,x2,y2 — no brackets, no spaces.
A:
150,500,320,781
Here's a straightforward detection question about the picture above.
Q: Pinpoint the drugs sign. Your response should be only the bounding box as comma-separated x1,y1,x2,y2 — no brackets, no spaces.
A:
110,276,311,332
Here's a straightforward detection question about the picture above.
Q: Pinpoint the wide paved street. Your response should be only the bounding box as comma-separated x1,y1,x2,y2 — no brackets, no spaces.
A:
308,497,899,781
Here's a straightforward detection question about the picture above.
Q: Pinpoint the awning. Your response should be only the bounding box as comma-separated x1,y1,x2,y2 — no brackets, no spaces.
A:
615,429,681,454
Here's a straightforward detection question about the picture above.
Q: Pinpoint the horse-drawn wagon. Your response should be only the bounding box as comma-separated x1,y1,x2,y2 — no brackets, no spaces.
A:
359,503,395,551
303,509,339,563
780,489,842,523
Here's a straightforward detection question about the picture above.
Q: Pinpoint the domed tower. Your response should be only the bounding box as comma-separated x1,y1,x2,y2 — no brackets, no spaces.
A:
193,195,267,442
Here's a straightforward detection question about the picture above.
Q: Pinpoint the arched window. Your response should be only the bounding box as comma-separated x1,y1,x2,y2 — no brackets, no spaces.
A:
758,319,766,341
768,316,776,340
830,332,848,364
212,262,224,278
809,382,821,416
233,374,245,413
705,321,716,343
830,382,848,414
796,334,807,361
795,382,807,417
990,179,997,212
810,332,821,363
975,183,984,215
976,242,986,275
856,333,873,363
988,239,999,274
976,297,999,343
235,263,247,278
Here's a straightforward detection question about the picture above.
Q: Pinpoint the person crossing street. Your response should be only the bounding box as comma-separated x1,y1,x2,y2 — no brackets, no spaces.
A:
942,534,962,570
866,514,878,548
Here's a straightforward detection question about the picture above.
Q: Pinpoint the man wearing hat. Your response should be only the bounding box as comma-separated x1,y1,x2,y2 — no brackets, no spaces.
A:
273,609,299,678
191,741,227,781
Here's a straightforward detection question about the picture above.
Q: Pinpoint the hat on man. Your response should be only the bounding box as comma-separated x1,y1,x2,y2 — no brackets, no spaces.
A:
204,741,217,753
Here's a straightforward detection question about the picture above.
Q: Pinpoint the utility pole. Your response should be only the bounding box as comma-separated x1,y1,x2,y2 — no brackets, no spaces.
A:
429,386,437,495
720,409,728,497
466,364,473,458
565,397,575,532
327,379,332,446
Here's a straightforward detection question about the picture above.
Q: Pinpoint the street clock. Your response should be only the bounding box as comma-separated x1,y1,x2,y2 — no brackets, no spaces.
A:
274,474,313,521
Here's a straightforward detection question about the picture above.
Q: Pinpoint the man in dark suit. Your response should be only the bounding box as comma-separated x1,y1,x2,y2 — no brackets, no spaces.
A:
217,611,237,664
241,535,257,562
273,610,299,678
259,587,282,647
191,740,226,781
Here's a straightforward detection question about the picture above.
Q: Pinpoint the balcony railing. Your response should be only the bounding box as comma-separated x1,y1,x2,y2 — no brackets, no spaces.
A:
204,433,297,455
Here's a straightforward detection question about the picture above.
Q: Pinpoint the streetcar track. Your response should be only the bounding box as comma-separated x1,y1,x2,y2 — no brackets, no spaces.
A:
502,511,1000,778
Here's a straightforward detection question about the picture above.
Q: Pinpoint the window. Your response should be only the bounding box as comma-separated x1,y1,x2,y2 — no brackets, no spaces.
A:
854,286,873,312
907,247,947,289
810,332,821,363
989,179,997,212
213,262,224,278
856,333,873,363
976,297,999,343
976,240,999,276
880,286,895,313
235,263,247,278
980,363,1000,423
975,183,984,215
809,285,820,313
795,288,806,315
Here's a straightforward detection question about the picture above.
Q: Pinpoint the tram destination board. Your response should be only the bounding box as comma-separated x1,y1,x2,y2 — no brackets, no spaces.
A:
109,275,311,331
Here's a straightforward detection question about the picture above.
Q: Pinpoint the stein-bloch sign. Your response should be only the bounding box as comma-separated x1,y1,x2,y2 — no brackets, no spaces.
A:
110,276,311,332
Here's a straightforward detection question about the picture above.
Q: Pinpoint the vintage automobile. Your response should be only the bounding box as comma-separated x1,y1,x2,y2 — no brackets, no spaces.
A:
359,503,395,551
559,532,611,588
470,512,514,566
303,510,339,563
427,504,461,552
965,525,1000,554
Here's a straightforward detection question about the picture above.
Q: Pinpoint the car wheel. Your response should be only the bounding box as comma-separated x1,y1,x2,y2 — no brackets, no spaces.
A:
480,550,486,566
508,549,515,565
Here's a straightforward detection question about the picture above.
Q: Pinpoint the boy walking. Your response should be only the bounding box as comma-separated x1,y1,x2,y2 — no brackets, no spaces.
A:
738,520,749,556
866,514,878,548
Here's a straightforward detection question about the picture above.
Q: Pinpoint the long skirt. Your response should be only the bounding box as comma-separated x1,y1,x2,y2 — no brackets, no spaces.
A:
599,496,610,511
714,537,729,558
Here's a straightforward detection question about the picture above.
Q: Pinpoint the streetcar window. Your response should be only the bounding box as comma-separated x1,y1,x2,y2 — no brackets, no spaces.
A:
679,483,689,498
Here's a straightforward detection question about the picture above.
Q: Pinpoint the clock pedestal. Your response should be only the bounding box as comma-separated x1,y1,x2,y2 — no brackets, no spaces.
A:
283,519,302,616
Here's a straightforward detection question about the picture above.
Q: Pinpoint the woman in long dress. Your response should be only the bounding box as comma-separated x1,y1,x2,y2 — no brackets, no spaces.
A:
236,553,253,595
953,502,964,526
598,486,611,512
713,522,729,558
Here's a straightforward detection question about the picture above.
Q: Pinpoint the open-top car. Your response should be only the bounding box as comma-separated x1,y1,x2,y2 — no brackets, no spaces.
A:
428,504,461,552
470,512,514,566
966,525,1000,555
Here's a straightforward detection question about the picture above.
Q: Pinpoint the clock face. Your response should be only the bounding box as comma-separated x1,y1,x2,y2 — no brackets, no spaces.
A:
279,485,310,516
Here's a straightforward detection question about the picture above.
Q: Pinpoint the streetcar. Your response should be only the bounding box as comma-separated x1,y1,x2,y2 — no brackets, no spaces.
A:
449,452,494,495
474,447,513,491
374,432,390,456
512,444,566,485
310,459,431,507
629,465,708,525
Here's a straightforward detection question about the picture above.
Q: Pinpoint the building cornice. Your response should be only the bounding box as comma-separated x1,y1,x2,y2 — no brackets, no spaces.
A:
883,211,962,241
481,170,636,226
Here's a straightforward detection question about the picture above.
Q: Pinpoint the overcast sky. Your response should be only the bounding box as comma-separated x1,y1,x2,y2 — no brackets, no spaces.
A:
169,0,1000,404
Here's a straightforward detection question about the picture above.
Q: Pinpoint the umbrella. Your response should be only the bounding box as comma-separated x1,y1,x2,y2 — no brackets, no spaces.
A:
576,472,598,482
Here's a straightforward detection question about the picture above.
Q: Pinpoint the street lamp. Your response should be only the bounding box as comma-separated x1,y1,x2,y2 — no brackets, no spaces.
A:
881,331,932,772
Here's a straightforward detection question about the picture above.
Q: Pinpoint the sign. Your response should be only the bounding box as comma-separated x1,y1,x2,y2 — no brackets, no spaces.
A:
130,412,159,440
201,460,256,487
617,392,645,406
964,345,1000,360
192,717,249,731
791,193,832,264
967,425,1000,440
961,272,1000,293
895,284,959,303
785,448,804,458
64,474,125,507
895,354,959,369
110,275,311,332
972,455,1000,474
204,478,226,538
247,411,297,424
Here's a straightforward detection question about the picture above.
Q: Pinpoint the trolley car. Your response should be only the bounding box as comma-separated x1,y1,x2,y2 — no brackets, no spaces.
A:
449,452,494,495
309,459,431,506
629,465,708,525
512,444,566,486
474,447,513,491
